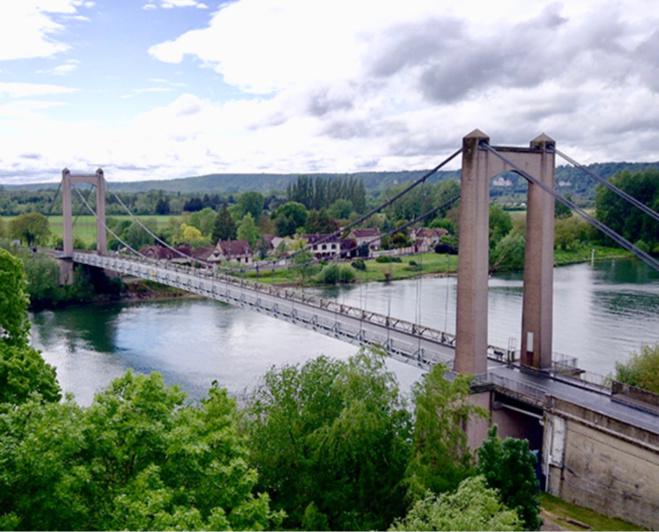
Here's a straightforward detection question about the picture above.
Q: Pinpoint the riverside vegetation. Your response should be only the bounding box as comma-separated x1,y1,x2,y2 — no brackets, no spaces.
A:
0,247,546,531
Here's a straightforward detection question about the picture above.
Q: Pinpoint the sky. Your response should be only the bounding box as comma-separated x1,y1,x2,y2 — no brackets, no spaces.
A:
1,0,658,184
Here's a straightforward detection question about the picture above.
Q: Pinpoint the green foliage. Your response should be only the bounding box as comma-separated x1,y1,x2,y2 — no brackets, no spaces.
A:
0,372,280,530
406,364,486,500
351,258,366,271
122,220,156,250
0,343,61,405
375,255,402,263
0,249,30,345
9,212,50,247
237,213,260,248
554,216,591,251
305,208,338,234
328,198,353,219
0,248,61,405
477,426,541,530
0,217,5,238
555,194,573,219
213,205,237,242
291,249,318,284
491,231,525,272
489,205,513,252
274,201,308,237
595,169,659,247
614,344,659,393
188,207,217,236
390,476,522,531
236,191,265,221
287,175,366,212
243,350,412,530
315,263,355,284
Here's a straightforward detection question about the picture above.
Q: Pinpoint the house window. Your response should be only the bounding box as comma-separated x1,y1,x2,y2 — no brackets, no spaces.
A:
322,244,327,250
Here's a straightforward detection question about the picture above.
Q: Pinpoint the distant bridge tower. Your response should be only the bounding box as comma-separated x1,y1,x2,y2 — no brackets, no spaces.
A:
455,130,556,373
59,168,107,284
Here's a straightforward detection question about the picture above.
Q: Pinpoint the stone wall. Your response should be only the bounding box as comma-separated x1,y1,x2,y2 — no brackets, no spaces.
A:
544,397,659,529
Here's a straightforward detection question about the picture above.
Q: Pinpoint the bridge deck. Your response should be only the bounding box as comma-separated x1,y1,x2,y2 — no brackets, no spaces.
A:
70,252,659,436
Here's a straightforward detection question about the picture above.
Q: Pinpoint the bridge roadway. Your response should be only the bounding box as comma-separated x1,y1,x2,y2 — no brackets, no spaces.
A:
71,251,659,436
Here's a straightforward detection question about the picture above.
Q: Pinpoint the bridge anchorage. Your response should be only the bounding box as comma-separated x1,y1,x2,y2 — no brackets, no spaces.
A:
56,129,659,528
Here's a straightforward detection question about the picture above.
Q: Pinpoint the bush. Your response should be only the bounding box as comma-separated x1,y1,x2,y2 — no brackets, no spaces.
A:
316,263,355,285
375,256,402,263
614,344,659,394
351,258,366,271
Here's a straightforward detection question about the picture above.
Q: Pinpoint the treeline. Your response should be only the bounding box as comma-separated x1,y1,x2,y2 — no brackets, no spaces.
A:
0,248,541,530
286,175,366,212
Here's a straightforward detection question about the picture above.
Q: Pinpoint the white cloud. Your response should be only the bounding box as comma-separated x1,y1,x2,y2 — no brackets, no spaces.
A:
3,0,659,183
0,81,78,98
46,58,80,76
143,0,208,10
0,0,90,61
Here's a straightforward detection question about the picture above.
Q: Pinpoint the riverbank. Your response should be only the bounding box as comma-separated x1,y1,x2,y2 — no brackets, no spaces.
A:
243,246,632,286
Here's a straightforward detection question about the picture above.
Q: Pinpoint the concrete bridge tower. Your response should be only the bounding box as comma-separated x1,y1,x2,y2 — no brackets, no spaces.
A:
454,130,556,374
59,168,107,284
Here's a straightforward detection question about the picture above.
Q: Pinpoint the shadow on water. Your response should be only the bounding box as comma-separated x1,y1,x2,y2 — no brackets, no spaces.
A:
31,303,123,354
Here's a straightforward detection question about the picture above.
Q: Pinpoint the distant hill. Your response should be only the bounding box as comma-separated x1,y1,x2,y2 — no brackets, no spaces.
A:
3,162,658,199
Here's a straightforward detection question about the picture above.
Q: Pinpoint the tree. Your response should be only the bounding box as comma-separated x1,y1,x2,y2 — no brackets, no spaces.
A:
174,223,208,247
555,193,573,219
554,216,590,251
0,248,61,404
0,372,280,530
291,249,317,284
489,205,513,252
244,350,412,530
212,205,237,242
477,426,541,530
0,217,6,238
183,197,204,212
236,191,265,220
237,213,260,248
9,212,50,247
121,220,155,250
188,207,216,236
0,249,30,345
155,197,170,215
328,198,353,219
274,201,308,237
305,209,338,233
614,344,659,394
390,476,522,531
490,232,525,271
595,169,659,248
405,364,486,501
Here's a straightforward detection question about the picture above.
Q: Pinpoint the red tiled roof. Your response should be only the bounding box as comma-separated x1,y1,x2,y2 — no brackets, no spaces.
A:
217,239,252,257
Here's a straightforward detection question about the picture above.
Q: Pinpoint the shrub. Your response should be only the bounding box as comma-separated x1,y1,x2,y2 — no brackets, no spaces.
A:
316,263,355,285
351,258,366,271
614,344,659,394
375,256,402,264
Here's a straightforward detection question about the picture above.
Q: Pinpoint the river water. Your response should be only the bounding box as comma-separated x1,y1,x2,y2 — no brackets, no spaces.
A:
31,259,659,405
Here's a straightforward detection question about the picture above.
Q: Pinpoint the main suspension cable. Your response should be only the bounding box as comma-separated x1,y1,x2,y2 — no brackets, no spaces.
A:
108,189,210,267
554,148,659,223
287,147,463,261
483,144,659,272
74,187,144,258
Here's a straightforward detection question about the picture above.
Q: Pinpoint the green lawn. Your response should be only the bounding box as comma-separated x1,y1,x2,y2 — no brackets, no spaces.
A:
540,493,642,531
1,215,175,246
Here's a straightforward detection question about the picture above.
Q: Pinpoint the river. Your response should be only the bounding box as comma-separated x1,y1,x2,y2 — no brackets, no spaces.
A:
31,258,659,405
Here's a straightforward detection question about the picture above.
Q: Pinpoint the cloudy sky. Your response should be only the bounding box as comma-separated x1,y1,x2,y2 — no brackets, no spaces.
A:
1,0,658,184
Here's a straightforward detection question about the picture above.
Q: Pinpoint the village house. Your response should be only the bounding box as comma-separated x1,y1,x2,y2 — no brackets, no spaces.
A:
410,227,448,253
304,233,342,259
208,239,253,264
350,228,381,255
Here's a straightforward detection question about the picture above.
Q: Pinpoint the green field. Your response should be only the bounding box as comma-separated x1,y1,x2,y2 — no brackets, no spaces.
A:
1,215,175,246
540,493,641,531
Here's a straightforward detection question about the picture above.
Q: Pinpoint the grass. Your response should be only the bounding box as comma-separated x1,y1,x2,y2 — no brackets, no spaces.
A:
1,214,175,246
540,493,642,531
554,245,631,266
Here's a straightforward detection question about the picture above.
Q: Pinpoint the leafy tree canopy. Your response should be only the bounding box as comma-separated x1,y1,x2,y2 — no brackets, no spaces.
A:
243,350,412,530
212,205,237,242
614,343,659,394
477,426,541,530
237,213,260,248
0,372,281,530
405,364,486,500
9,212,50,247
390,476,522,531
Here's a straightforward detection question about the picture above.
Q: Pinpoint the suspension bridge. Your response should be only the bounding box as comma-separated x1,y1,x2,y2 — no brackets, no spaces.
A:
47,130,659,527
